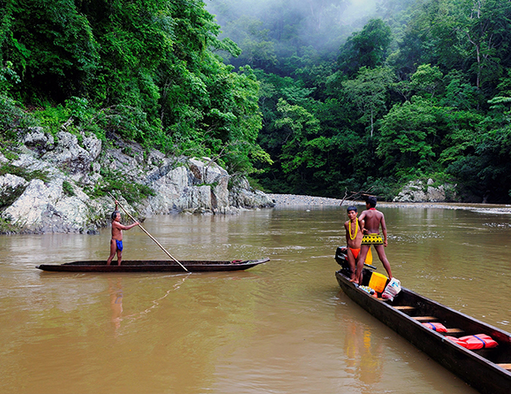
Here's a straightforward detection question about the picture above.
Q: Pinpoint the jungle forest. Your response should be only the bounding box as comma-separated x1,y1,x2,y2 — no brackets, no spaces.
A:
2,0,511,202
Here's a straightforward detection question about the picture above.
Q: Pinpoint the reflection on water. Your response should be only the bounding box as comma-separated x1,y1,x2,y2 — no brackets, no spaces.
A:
1,205,507,393
344,318,383,387
108,278,123,334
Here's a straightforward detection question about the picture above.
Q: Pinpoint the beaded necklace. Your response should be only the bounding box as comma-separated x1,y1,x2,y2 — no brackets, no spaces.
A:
349,219,358,240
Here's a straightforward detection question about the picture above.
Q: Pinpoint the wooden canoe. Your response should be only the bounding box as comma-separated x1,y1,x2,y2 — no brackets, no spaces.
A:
334,247,511,394
37,258,269,273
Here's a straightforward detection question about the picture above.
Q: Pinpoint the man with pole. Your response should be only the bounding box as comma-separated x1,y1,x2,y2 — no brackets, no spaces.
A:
106,201,139,265
107,194,189,272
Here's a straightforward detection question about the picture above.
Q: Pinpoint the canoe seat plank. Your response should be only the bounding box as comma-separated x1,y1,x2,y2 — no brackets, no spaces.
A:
445,328,464,334
497,364,511,371
394,306,416,312
413,316,438,322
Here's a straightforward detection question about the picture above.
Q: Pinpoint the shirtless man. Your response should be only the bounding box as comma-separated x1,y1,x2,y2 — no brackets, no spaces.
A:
354,196,392,284
106,202,139,266
344,206,363,282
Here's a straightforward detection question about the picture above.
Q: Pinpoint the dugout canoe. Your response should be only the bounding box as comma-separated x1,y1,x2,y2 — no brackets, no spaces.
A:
36,258,269,273
334,246,511,394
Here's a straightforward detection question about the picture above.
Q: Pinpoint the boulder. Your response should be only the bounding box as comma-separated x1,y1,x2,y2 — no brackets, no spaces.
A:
141,158,232,214
142,165,190,214
1,178,103,233
229,176,275,208
0,174,28,206
101,147,142,178
23,127,54,154
2,179,62,231
394,179,457,202
42,131,101,174
230,188,275,208
180,185,212,211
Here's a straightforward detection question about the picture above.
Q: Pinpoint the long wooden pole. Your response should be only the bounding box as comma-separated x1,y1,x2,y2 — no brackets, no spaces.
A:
108,193,189,272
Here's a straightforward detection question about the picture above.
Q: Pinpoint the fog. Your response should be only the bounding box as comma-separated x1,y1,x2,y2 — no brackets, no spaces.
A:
205,0,381,59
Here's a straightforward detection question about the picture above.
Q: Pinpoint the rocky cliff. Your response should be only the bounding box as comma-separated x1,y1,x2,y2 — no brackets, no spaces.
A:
0,128,274,234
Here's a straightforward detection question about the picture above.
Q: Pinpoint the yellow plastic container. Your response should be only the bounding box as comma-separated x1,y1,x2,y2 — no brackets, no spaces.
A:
368,272,388,293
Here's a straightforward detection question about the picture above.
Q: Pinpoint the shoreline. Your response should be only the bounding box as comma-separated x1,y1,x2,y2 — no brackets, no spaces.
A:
266,193,511,213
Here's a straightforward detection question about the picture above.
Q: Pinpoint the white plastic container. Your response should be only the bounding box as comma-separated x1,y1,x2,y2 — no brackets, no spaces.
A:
382,278,401,301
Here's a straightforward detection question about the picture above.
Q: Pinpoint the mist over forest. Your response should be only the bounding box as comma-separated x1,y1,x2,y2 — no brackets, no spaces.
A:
206,0,381,69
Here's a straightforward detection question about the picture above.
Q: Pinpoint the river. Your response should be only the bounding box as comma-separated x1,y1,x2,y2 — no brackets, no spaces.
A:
1,203,510,393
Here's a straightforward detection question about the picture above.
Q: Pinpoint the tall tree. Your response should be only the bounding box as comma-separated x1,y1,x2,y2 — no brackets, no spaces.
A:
342,66,395,137
338,18,392,77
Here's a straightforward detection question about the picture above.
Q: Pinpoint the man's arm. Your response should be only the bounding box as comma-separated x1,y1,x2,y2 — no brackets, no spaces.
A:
380,214,388,246
359,217,366,234
116,222,139,231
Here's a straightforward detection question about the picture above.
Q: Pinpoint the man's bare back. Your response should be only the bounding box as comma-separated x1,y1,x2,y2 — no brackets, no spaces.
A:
359,209,387,245
353,197,392,283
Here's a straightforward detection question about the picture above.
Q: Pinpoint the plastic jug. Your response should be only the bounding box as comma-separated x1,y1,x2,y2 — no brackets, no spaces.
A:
382,277,401,301
368,272,388,293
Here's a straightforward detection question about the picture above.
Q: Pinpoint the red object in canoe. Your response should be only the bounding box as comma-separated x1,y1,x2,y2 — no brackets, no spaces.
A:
422,322,448,332
446,334,499,350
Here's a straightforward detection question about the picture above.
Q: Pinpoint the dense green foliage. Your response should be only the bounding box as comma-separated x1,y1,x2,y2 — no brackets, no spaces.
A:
4,0,511,202
208,0,511,202
0,0,268,174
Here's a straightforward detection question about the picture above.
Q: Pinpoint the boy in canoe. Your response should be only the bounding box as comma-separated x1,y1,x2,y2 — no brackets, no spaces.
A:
107,201,139,266
344,206,363,282
354,196,392,284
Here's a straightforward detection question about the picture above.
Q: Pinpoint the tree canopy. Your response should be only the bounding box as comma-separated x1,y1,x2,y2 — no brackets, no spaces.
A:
0,0,267,175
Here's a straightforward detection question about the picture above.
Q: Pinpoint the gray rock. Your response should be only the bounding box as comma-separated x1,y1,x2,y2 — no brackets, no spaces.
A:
1,139,274,232
0,152,7,164
82,132,102,161
230,188,275,208
102,148,141,177
393,179,457,202
2,179,61,231
1,178,103,233
188,158,230,210
0,174,28,190
42,131,101,174
11,153,56,175
147,150,166,166
23,127,55,154
0,174,28,206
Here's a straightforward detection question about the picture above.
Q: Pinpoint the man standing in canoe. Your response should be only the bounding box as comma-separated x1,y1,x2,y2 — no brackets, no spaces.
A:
344,206,364,282
354,196,392,284
107,201,139,266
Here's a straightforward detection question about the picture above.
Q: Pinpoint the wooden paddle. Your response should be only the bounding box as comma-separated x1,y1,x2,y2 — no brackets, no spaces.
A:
108,193,189,272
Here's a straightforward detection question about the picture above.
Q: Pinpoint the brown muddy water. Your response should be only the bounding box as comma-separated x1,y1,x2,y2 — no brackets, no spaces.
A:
1,203,510,394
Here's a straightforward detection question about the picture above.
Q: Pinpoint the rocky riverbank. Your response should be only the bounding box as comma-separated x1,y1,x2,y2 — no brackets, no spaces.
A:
3,128,508,235
267,193,511,214
0,128,274,234
266,194,344,206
